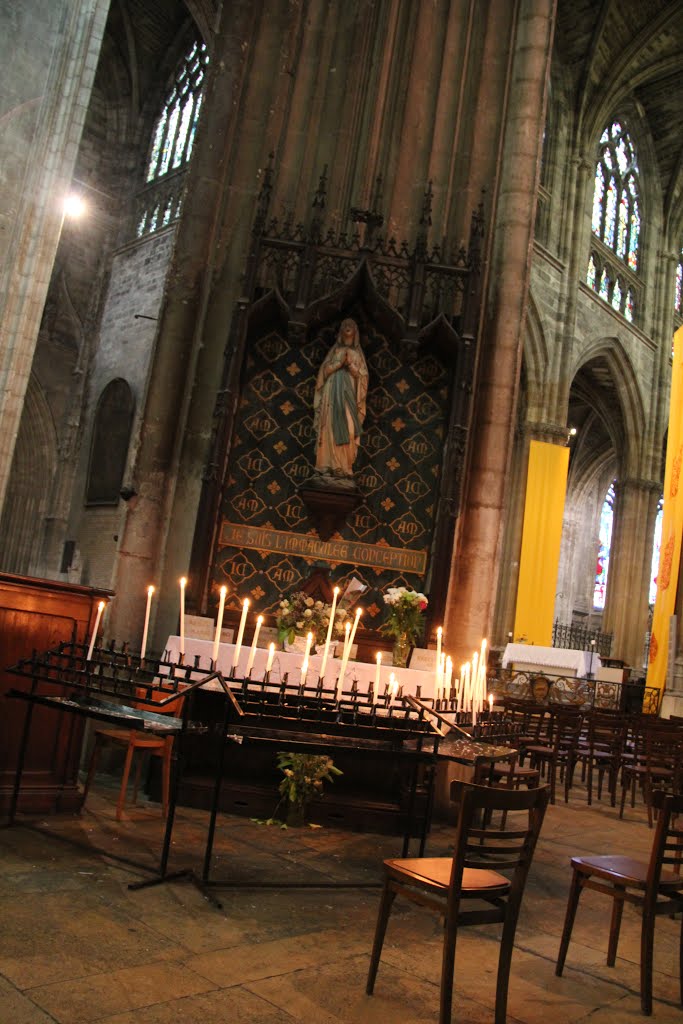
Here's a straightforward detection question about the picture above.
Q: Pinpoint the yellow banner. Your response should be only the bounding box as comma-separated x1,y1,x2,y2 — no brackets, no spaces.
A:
513,440,569,646
647,325,683,694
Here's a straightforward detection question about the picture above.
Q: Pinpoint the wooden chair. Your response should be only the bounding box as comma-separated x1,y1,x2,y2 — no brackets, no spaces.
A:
573,710,626,806
555,790,683,1015
82,687,185,821
526,706,583,804
366,782,550,1024
619,724,683,827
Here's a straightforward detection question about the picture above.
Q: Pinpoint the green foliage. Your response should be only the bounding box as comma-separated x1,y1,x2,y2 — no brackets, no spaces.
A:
277,751,342,809
379,586,429,645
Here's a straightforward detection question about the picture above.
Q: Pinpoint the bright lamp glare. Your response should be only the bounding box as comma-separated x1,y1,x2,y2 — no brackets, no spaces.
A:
63,194,86,218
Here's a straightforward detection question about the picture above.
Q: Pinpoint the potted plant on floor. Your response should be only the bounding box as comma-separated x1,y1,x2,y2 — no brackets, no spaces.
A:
275,751,342,827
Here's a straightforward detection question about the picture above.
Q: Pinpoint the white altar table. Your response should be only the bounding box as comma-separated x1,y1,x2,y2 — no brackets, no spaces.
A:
501,643,601,677
164,635,441,700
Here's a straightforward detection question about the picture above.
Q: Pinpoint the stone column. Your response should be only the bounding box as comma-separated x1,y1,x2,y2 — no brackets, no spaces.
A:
601,478,660,669
444,0,556,665
0,0,109,511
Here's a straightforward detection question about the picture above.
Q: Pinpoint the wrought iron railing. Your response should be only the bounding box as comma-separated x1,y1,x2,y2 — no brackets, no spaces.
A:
551,620,613,658
490,669,659,714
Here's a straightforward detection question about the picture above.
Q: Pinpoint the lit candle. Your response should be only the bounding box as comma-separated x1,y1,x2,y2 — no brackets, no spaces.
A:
179,577,186,656
86,601,105,661
301,633,312,687
435,626,442,692
265,642,275,675
337,622,352,699
341,620,351,661
374,652,382,690
444,655,452,700
140,586,154,660
389,672,398,698
319,586,339,680
232,598,250,674
245,614,264,676
488,692,494,715
348,606,362,656
212,585,227,665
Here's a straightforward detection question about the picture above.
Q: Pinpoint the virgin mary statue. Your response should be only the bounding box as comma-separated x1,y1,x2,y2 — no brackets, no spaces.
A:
312,318,369,483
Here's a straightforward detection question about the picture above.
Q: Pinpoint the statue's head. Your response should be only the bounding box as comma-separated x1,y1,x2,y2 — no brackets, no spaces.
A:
339,318,358,346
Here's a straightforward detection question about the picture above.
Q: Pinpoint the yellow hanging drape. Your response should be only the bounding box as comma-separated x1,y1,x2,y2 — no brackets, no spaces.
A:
513,440,569,646
646,325,683,696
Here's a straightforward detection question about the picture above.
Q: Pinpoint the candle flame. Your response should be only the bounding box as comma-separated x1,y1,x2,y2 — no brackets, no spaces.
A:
180,577,186,588
147,585,154,595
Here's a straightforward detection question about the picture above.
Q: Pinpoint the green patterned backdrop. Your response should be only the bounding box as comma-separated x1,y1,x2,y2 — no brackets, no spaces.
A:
212,311,451,628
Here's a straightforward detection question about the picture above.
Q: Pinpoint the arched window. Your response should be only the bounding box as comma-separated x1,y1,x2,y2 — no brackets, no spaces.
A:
86,380,135,505
135,39,209,238
593,481,615,610
587,121,641,320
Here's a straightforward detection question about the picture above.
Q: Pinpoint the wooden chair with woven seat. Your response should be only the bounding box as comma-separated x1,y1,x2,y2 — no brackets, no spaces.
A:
555,789,683,1015
366,782,550,1024
82,686,185,821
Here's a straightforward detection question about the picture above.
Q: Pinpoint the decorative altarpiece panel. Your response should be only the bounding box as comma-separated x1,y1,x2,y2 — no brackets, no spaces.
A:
215,315,450,630
190,163,484,632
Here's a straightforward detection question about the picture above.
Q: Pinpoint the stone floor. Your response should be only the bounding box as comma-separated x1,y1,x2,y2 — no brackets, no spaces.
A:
1,776,682,1023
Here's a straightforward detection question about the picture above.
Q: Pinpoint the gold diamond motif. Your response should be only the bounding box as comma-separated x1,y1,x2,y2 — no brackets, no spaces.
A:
280,400,294,415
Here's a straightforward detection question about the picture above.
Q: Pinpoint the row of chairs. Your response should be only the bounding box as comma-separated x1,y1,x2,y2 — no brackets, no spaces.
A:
498,700,683,823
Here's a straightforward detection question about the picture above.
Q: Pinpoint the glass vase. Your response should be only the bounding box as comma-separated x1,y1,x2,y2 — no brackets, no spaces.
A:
392,632,411,668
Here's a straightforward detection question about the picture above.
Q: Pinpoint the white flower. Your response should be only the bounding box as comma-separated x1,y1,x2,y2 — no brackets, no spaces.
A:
305,597,315,607
304,608,313,618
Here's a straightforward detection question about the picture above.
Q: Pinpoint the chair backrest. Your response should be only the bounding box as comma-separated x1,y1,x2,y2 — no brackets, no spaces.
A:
448,783,550,902
586,710,626,754
134,684,185,718
647,790,683,892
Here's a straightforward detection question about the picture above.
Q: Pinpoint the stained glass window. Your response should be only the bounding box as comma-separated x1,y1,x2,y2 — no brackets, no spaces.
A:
136,39,208,238
593,481,615,610
676,246,683,317
586,121,641,316
145,40,208,183
649,495,664,606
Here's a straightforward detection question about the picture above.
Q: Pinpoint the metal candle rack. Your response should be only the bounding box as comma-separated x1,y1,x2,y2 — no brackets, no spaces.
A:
5,641,515,908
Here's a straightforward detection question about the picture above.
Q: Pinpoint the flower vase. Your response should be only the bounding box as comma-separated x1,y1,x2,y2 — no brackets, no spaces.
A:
286,801,307,827
392,632,411,668
284,635,314,654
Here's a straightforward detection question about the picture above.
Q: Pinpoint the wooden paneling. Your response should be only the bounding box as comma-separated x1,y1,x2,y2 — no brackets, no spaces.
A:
0,573,111,814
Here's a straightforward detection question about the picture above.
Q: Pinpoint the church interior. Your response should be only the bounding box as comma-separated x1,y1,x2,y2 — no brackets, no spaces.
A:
3,1,683,1021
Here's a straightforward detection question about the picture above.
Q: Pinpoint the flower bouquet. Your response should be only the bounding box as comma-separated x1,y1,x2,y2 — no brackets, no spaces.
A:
380,587,428,667
276,591,348,651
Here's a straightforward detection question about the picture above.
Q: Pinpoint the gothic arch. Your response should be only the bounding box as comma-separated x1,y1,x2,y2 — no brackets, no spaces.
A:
0,376,57,573
567,335,645,478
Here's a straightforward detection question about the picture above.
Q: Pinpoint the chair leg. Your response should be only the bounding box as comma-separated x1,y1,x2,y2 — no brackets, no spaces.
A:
607,889,625,966
494,907,521,1024
366,879,396,994
116,741,136,821
641,906,656,1015
132,754,144,807
439,914,458,1024
556,869,582,976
